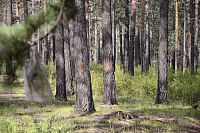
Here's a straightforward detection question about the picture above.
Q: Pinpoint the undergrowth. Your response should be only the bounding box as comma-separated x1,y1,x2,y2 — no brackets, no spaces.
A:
44,62,200,106
0,62,200,132
89,62,200,106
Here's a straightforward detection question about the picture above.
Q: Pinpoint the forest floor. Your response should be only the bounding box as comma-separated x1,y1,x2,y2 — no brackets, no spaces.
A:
0,81,200,132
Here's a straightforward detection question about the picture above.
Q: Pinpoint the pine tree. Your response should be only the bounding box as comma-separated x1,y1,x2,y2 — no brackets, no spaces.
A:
155,0,169,105
74,0,95,113
55,19,67,101
102,0,117,105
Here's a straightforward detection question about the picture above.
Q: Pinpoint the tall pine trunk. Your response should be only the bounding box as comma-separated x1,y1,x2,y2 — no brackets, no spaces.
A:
145,1,150,72
129,0,137,76
141,0,145,72
124,0,129,73
135,30,141,67
102,0,117,105
183,0,187,74
43,0,49,65
151,0,156,74
175,0,178,74
74,0,95,113
194,0,199,73
119,25,123,64
190,0,195,74
64,20,74,96
94,13,98,63
55,19,67,101
155,0,169,105
112,0,116,71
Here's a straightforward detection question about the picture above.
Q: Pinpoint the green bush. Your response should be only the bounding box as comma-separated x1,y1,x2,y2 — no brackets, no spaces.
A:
45,62,56,94
90,63,157,99
168,68,200,105
45,61,200,105
90,62,103,97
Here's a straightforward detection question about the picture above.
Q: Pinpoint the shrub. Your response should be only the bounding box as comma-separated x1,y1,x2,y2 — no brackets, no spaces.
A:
45,62,56,94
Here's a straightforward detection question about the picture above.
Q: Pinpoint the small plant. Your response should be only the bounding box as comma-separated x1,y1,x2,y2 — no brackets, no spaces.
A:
0,118,18,133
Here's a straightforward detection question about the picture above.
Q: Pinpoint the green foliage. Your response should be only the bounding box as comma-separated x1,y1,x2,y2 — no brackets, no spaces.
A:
168,68,200,105
0,118,18,133
90,63,158,99
45,62,56,94
90,63,200,105
90,62,103,97
44,61,200,106
115,64,157,99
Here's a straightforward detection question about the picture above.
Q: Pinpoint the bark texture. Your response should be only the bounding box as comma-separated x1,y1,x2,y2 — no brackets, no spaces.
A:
190,0,195,74
119,25,123,64
55,21,67,101
124,0,129,73
102,0,117,105
141,0,145,72
43,0,49,65
183,0,187,74
194,0,199,73
112,0,116,71
74,0,95,113
135,30,141,67
145,1,150,72
155,0,169,105
175,0,178,74
64,20,74,96
129,0,137,76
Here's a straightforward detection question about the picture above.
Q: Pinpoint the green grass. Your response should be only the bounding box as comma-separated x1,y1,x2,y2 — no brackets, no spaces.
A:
0,63,200,132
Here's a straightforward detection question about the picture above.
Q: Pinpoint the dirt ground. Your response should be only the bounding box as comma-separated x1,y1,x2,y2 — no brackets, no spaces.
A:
0,90,200,133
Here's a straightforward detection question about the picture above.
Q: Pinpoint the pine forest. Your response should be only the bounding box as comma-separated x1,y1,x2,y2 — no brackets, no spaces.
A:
0,0,200,132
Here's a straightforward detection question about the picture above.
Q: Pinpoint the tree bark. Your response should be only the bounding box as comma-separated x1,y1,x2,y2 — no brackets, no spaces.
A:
85,1,89,56
175,0,178,74
124,0,129,73
74,0,95,113
194,0,199,73
63,19,74,96
55,19,67,101
190,0,195,75
151,0,156,74
141,0,145,72
69,21,75,79
23,0,28,19
37,0,41,57
145,1,150,72
129,0,137,76
183,0,187,75
97,31,101,64
43,0,49,65
102,0,117,105
112,0,116,71
89,4,93,62
16,0,19,24
119,25,123,64
135,30,141,67
3,6,6,24
155,0,169,105
51,30,56,62
94,14,98,63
